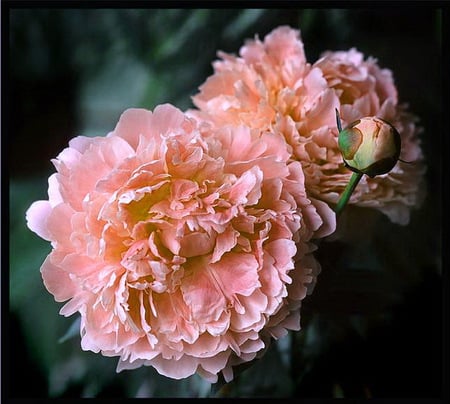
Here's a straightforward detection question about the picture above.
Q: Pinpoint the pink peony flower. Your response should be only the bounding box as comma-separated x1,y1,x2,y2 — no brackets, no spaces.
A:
313,48,426,224
191,26,425,225
26,104,334,382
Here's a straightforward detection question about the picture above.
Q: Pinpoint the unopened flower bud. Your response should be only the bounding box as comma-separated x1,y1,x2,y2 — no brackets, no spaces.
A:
338,116,401,178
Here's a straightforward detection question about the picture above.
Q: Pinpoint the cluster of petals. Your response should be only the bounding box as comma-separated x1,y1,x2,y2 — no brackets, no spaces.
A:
191,26,425,225
26,104,335,382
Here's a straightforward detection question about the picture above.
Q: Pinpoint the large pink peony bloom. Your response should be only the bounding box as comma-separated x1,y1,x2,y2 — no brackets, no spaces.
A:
26,104,334,382
191,26,425,225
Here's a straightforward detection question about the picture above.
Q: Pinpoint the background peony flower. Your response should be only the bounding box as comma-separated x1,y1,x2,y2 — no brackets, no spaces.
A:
191,26,310,132
190,26,425,225
26,103,335,383
312,48,426,224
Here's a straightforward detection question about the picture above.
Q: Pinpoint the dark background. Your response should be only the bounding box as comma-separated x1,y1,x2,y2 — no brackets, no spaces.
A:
5,6,446,398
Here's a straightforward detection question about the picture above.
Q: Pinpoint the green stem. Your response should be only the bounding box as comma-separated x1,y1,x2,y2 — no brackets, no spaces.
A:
334,171,363,217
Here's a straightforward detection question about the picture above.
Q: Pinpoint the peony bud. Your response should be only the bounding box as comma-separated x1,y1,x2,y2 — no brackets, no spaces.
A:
338,116,401,178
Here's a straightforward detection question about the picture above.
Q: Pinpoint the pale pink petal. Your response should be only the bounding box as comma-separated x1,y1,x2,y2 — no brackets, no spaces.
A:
47,173,63,207
26,200,52,241
211,227,239,263
181,261,227,323
150,103,192,138
46,203,76,246
179,232,214,258
151,354,199,380
308,198,337,239
112,108,153,150
209,253,260,298
41,252,78,302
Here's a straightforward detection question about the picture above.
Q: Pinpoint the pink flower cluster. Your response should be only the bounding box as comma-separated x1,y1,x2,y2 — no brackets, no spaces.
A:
26,26,424,383
191,26,425,224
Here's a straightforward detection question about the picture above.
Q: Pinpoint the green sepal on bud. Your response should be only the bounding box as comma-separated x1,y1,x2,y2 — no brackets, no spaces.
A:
337,113,401,178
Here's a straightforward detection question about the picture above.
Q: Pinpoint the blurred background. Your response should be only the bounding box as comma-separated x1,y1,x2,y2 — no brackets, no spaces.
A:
7,8,443,398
